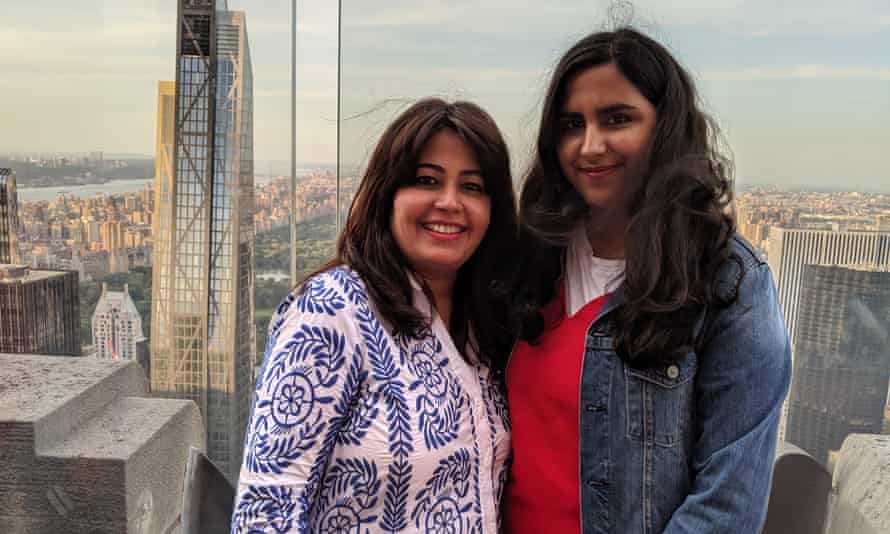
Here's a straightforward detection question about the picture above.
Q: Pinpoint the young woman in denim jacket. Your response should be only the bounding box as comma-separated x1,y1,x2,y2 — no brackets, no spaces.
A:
505,28,792,534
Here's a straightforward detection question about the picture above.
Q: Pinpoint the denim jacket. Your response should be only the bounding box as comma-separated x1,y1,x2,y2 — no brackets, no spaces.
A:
578,235,791,533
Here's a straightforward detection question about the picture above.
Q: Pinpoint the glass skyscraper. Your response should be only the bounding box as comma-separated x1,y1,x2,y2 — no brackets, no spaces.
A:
0,168,21,265
785,264,890,467
768,227,890,440
150,0,255,481
768,228,890,343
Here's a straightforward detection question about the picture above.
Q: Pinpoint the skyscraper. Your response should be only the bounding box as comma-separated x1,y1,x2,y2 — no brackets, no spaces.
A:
150,0,255,480
0,264,80,356
102,220,128,273
768,228,890,440
0,168,21,264
767,228,890,342
101,221,125,253
92,283,149,376
785,264,890,467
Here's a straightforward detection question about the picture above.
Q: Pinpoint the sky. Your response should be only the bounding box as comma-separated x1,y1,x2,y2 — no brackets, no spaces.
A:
2,0,889,189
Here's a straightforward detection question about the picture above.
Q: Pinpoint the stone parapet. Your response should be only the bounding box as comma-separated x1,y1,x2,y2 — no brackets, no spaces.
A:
0,353,205,534
826,434,890,534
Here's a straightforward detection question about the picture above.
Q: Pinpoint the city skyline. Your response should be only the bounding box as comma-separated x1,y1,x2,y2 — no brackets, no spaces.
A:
2,1,889,190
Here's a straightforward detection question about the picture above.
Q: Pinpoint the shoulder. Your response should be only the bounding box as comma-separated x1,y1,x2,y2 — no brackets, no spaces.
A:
728,233,766,267
300,265,371,308
697,233,785,345
712,234,770,303
270,266,371,332
700,234,787,355
303,265,371,307
697,234,791,390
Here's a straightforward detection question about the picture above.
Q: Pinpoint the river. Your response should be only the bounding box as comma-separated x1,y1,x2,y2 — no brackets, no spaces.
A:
16,168,319,203
17,178,153,202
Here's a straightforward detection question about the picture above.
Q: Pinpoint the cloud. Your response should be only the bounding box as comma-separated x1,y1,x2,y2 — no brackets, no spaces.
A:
702,65,890,81
255,88,332,99
0,21,174,82
345,3,463,28
4,0,888,170
344,64,540,85
340,0,890,38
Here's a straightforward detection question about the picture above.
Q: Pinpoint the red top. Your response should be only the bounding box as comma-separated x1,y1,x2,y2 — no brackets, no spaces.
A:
504,287,609,534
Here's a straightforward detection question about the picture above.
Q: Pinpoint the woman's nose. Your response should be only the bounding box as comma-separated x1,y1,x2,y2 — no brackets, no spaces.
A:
579,126,607,157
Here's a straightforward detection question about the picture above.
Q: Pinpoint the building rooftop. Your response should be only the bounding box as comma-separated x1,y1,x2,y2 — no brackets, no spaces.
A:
0,264,72,283
93,283,142,322
806,263,890,273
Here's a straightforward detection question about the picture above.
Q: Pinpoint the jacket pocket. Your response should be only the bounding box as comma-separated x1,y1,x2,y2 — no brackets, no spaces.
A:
624,355,697,448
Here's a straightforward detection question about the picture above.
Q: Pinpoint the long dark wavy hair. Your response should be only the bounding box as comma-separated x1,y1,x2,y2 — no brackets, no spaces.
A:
308,98,518,368
512,27,736,366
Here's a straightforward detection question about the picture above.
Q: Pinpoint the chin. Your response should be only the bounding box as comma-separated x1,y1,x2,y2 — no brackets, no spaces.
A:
582,196,614,211
428,259,464,273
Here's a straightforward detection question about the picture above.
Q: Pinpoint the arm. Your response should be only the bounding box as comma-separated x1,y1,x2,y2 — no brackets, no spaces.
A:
231,273,364,533
663,262,792,534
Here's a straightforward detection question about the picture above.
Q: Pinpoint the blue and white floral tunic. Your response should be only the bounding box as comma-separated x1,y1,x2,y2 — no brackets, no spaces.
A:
232,266,511,533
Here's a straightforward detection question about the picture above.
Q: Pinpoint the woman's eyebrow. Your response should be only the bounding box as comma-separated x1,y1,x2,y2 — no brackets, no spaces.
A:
559,103,638,115
597,103,638,114
417,162,482,177
416,163,445,173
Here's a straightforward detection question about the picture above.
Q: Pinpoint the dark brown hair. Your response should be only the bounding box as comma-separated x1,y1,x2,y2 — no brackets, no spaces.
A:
308,98,517,368
512,27,736,366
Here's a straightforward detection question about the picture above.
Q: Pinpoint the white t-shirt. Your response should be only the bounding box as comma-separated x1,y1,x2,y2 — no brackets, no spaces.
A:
565,225,626,317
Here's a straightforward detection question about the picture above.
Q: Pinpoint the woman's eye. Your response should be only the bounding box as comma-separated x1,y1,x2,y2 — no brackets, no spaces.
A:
414,175,437,186
462,182,486,194
561,117,584,131
605,114,631,126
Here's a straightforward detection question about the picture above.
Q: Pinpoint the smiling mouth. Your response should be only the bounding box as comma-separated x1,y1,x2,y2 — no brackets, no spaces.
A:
580,164,622,175
422,223,465,235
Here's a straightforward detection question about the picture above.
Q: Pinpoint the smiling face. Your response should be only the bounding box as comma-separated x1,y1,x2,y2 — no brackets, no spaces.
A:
390,129,491,282
557,62,657,219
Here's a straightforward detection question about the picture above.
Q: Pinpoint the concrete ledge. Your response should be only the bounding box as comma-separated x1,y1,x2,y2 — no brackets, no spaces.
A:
0,353,205,534
826,434,890,534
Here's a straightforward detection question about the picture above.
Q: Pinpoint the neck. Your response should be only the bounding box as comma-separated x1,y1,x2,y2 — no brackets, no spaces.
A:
422,273,455,328
585,211,629,260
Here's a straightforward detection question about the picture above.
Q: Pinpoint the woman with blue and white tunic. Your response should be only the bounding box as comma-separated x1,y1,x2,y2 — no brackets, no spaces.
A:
232,99,518,533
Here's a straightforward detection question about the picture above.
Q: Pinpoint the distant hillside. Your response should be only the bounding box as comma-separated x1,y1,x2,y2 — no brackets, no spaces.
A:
2,158,154,188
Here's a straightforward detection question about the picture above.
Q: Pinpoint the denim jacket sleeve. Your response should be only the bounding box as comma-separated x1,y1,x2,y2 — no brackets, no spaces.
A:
663,260,792,533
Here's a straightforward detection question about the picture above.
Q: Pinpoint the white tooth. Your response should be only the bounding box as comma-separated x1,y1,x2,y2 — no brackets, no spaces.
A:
427,224,461,234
